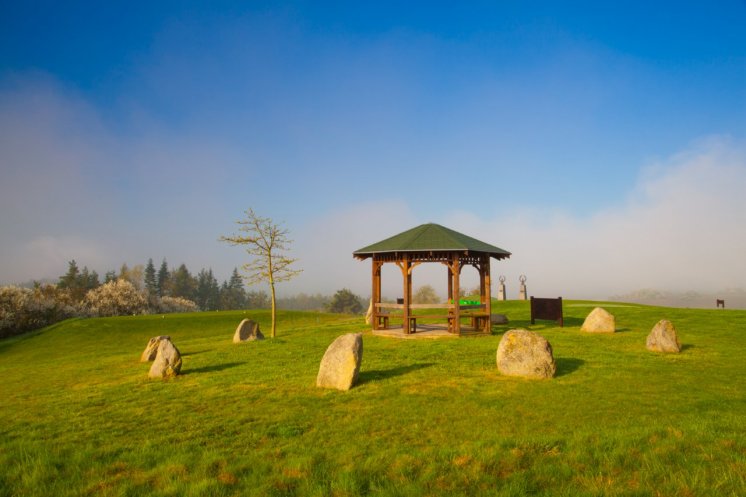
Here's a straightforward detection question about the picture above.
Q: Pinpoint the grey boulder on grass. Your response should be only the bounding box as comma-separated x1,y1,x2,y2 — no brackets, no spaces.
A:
581,307,616,333
316,333,363,391
233,319,264,343
148,338,182,379
140,335,171,362
496,329,556,379
646,319,681,353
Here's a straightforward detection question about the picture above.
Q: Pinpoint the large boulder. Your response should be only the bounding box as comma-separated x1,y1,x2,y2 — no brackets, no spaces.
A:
233,319,264,343
581,307,616,333
496,329,556,379
140,336,171,362
316,333,363,391
148,339,182,379
646,319,681,353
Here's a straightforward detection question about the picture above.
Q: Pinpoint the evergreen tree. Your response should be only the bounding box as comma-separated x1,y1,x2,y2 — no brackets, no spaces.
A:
144,258,157,297
58,260,85,301
170,264,197,300
219,268,247,310
195,268,220,311
79,267,100,295
104,270,117,283
156,259,170,297
326,288,364,314
58,260,99,301
219,280,231,309
58,260,80,289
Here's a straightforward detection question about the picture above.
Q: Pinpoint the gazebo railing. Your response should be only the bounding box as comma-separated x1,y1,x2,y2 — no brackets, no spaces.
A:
375,303,456,310
373,302,489,334
375,302,486,310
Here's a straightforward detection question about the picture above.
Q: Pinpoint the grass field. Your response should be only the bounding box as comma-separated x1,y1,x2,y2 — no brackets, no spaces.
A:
1,301,744,496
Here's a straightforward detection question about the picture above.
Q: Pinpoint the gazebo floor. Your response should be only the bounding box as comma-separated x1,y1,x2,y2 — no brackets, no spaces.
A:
371,323,490,339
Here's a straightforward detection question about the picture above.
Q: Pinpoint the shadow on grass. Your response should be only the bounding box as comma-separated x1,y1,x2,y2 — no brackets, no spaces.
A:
525,318,584,329
555,358,585,377
358,363,435,385
680,344,695,352
493,316,584,332
181,349,212,357
183,362,244,375
562,317,585,327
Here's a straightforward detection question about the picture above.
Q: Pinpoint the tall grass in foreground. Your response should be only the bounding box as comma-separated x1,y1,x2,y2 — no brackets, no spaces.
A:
0,302,744,496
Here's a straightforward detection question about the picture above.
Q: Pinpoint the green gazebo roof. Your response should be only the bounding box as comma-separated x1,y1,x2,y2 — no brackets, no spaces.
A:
353,223,511,260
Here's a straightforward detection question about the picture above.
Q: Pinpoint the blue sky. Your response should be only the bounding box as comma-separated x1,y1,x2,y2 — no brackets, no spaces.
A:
2,1,746,299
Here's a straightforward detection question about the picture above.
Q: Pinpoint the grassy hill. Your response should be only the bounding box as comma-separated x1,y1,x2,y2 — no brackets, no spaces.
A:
1,301,744,496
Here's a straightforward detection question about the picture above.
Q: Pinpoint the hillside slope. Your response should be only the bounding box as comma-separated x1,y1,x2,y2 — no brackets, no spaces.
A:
1,303,744,496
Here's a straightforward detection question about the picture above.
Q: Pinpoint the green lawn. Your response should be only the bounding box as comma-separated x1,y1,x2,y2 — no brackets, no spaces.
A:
1,302,744,496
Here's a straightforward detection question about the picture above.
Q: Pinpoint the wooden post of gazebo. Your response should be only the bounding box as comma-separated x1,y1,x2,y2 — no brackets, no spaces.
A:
401,254,411,333
371,258,382,330
451,253,461,334
483,254,492,332
353,223,511,336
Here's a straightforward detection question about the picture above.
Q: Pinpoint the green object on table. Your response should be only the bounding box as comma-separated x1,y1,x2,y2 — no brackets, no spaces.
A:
459,299,479,305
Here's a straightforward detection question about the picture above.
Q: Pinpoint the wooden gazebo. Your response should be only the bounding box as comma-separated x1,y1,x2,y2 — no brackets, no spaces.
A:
353,223,511,335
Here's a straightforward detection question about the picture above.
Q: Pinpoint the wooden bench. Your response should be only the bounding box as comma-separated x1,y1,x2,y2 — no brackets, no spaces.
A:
470,313,491,332
406,314,453,333
377,312,390,328
530,296,564,327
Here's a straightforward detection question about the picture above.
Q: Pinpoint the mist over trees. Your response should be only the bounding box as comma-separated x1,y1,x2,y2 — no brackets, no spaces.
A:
53,259,253,312
1,257,369,338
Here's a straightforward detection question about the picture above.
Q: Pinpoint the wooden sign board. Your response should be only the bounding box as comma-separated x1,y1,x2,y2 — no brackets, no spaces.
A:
530,296,564,327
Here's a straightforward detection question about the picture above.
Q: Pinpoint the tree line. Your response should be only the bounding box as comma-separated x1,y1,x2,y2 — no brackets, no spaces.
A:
57,258,259,311
1,257,374,339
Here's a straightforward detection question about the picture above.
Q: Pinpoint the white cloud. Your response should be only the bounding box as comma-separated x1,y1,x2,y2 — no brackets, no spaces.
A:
445,137,746,298
288,138,746,300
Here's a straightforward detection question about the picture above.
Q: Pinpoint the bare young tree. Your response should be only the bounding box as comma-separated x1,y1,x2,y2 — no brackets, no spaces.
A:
220,208,302,338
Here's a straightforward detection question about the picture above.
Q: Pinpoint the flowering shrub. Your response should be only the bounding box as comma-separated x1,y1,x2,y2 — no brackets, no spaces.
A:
83,279,148,317
156,296,198,314
0,285,77,338
1,280,203,338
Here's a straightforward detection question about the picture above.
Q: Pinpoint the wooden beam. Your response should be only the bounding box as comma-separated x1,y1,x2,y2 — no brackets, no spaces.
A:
452,253,461,335
447,264,453,303
408,261,422,274
476,255,490,333
371,259,378,330
484,256,492,332
371,259,383,330
401,254,412,334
